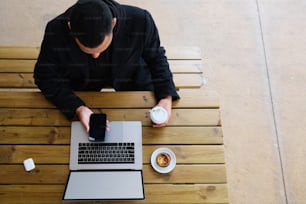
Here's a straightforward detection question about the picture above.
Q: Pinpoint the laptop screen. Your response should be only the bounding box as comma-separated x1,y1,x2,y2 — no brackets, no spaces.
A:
63,170,145,201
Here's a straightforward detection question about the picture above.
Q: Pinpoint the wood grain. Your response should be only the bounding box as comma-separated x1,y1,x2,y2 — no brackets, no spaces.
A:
0,164,226,184
0,145,225,164
0,90,220,108
0,184,228,204
0,59,36,72
0,126,223,145
0,108,221,126
0,47,40,59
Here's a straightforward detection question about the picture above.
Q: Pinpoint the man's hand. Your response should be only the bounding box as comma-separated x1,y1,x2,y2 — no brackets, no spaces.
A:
76,105,93,132
76,106,110,133
152,96,172,128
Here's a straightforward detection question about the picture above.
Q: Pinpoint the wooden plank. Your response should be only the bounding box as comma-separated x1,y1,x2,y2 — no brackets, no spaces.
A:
143,164,227,184
0,145,70,164
0,108,68,126
174,89,220,108
144,184,228,204
0,59,36,72
166,47,202,60
0,73,202,89
0,184,228,204
0,145,225,164
102,109,221,126
0,73,35,88
0,90,220,108
0,59,201,74
0,47,40,59
0,108,221,126
0,165,69,184
0,91,55,108
0,126,223,145
174,73,203,88
144,145,225,164
0,185,64,204
0,126,70,145
169,60,203,73
143,127,223,145
0,164,227,184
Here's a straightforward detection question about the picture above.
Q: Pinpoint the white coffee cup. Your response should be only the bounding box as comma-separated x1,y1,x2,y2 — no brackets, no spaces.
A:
150,106,168,124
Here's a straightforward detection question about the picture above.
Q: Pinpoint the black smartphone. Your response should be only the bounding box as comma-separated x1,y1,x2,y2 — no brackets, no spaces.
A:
88,113,107,142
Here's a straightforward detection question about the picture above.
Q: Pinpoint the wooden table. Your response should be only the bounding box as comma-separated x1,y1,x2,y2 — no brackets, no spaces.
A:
0,89,228,203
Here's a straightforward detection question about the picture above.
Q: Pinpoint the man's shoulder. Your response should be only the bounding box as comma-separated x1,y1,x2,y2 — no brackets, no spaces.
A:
121,4,148,19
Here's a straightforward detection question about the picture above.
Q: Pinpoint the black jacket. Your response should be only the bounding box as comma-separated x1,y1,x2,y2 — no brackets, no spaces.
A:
34,1,179,119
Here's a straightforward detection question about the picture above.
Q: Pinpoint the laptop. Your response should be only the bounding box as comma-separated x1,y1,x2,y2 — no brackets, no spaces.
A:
63,121,145,201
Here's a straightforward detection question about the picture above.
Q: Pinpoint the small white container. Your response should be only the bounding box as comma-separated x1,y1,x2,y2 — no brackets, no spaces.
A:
150,106,168,124
23,158,35,171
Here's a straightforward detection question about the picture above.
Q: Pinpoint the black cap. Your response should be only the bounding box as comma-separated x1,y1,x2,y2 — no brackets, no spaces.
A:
70,0,113,48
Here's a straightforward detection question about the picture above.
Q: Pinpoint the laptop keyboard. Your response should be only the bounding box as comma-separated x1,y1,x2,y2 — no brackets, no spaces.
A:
78,142,135,164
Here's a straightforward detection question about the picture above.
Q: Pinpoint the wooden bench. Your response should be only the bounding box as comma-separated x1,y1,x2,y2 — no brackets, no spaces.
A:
0,89,228,204
0,46,228,203
0,46,204,90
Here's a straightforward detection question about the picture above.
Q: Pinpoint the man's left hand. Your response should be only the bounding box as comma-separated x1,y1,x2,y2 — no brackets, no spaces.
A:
152,96,172,128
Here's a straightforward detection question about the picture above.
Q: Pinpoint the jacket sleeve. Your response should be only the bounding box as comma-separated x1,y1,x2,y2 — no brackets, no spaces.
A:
142,10,180,102
34,22,85,119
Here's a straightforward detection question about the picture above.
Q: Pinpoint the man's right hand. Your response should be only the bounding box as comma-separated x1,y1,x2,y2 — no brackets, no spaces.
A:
76,105,93,132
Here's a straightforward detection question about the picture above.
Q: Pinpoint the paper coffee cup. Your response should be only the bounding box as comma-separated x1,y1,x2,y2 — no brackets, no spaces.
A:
150,106,168,124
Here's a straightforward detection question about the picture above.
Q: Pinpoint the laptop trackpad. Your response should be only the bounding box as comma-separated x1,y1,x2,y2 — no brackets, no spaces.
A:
63,170,144,201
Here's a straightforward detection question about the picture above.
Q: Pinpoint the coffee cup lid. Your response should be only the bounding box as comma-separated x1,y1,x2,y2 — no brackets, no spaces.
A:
150,106,168,124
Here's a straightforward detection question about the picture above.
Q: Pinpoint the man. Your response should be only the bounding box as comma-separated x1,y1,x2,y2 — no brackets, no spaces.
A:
34,0,180,132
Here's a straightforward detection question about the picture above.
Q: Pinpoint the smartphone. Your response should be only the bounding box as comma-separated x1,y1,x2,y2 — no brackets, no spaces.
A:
88,113,107,142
